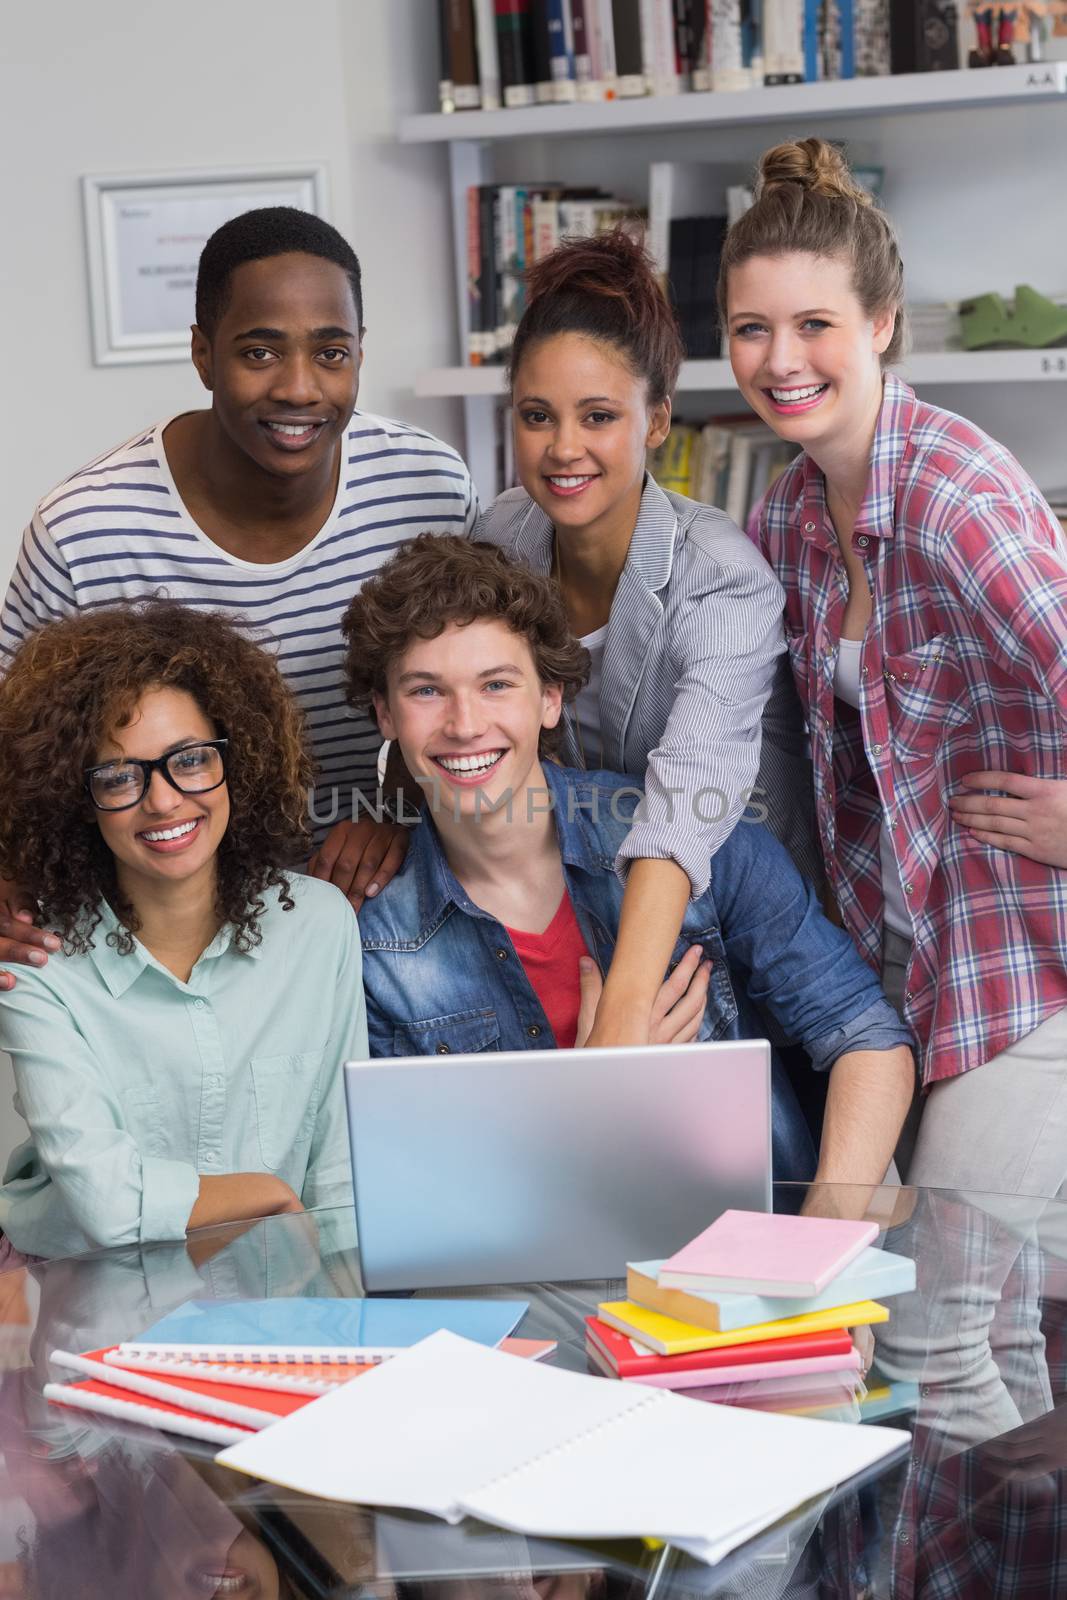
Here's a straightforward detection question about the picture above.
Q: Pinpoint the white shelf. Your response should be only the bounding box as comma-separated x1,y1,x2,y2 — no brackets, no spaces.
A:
400,63,1067,145
415,348,1067,400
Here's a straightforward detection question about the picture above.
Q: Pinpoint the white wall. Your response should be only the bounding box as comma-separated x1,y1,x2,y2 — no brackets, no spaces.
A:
0,0,464,1158
0,0,464,571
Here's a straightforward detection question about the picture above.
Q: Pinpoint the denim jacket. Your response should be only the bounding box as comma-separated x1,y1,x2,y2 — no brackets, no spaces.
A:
358,765,909,1072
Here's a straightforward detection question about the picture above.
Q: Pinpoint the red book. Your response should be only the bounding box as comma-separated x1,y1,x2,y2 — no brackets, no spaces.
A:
585,1315,852,1378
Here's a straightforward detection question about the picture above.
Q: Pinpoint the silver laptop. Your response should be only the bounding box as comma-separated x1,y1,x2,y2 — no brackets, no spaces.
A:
344,1040,771,1290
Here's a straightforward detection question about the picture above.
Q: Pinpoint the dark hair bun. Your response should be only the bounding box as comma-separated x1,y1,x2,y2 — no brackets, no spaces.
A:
509,228,685,405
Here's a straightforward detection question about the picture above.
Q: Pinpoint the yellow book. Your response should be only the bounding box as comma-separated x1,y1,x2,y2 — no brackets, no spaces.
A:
596,1298,889,1357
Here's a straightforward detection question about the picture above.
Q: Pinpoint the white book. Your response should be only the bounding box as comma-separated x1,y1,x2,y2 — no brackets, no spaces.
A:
693,0,714,88
590,0,619,91
473,0,502,108
218,1331,908,1569
640,0,680,94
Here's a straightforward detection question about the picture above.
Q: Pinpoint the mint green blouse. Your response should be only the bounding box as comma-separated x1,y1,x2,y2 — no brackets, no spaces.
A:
0,874,367,1258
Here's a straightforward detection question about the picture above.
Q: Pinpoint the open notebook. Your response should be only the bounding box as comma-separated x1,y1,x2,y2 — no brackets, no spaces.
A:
218,1330,908,1567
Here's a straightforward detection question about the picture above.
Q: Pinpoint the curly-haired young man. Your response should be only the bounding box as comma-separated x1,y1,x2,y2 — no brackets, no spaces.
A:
0,602,364,1259
344,535,914,1186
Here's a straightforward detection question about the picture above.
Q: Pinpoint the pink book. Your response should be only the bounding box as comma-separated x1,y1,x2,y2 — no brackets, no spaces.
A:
660,1210,879,1298
587,1342,862,1391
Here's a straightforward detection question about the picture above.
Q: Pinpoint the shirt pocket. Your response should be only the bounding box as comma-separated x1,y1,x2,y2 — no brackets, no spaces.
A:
391,1008,501,1057
249,1051,324,1171
881,635,971,758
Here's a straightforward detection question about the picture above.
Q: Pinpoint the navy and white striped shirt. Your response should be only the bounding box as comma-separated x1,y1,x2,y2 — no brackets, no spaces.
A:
2,412,477,830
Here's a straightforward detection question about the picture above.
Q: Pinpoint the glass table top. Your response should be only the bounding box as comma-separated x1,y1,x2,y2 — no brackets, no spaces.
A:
4,1182,1067,1598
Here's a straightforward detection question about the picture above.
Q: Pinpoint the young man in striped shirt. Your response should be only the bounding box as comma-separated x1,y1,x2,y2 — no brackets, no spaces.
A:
0,208,477,983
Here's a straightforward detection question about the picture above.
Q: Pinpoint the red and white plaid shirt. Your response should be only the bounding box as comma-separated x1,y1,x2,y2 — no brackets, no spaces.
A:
754,374,1067,1085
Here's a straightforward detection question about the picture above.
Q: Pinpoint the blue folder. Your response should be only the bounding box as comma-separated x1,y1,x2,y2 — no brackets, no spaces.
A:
128,1297,528,1356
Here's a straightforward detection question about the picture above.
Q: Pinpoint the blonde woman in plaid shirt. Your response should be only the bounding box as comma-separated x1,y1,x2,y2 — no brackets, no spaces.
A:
720,137,1067,1451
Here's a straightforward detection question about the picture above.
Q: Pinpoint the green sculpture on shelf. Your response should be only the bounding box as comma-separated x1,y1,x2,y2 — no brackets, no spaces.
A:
959,285,1067,349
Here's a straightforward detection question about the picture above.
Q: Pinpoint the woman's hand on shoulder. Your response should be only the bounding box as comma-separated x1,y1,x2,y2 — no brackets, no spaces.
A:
950,770,1067,869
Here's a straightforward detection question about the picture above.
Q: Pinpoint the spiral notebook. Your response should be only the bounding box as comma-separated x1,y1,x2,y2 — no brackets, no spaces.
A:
217,1329,909,1567
120,1297,527,1364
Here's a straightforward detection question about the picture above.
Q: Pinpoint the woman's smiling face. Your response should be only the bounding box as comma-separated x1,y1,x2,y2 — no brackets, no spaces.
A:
511,332,670,543
726,251,895,450
93,685,230,899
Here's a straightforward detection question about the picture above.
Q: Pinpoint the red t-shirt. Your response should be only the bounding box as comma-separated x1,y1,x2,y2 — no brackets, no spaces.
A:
505,891,590,1049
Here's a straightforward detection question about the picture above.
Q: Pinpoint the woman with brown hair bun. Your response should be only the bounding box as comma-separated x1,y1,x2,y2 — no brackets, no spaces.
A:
0,602,365,1259
477,228,815,1051
722,135,1067,1195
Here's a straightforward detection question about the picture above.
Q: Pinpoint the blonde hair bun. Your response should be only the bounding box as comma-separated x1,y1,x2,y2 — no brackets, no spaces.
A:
756,137,873,209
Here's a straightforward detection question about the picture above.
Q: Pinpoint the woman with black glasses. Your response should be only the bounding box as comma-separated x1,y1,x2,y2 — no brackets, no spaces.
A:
0,602,365,1259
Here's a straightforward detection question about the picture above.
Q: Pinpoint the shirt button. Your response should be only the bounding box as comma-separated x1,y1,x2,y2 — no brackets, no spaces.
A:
435,1042,450,1054
203,1152,218,1165
871,743,882,757
194,998,207,1011
856,535,870,549
905,883,914,896
495,948,509,961
905,991,913,1004
861,665,868,678
526,1024,542,1039
803,520,816,534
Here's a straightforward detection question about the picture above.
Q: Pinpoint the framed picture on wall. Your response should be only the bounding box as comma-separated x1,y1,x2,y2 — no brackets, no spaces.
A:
81,163,329,366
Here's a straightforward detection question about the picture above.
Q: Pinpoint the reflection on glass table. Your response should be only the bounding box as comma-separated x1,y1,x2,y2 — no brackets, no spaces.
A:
1,1183,1067,1597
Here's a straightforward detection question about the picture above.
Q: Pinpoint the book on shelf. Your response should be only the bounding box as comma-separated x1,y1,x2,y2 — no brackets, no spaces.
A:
464,182,645,363
627,1246,916,1332
474,0,503,107
439,0,482,111
640,0,681,93
660,1210,880,1297
548,0,579,98
889,0,959,72
597,1297,890,1356
436,0,900,110
529,0,556,100
649,415,798,530
496,0,537,108
612,0,647,92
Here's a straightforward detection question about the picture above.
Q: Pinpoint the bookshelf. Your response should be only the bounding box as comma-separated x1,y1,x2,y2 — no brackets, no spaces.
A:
399,64,1067,499
415,349,1067,399
399,61,1067,143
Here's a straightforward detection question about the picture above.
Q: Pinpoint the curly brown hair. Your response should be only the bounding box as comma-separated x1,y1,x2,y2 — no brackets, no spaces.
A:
341,535,589,756
0,602,314,955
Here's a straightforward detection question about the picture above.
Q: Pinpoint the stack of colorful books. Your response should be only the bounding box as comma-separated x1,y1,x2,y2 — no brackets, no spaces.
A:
586,1210,915,1393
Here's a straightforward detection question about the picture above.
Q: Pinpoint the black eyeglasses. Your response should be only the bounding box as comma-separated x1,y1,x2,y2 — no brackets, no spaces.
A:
85,740,229,812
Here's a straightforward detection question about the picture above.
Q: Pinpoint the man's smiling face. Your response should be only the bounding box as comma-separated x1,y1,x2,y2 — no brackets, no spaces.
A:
373,618,563,823
191,250,363,482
